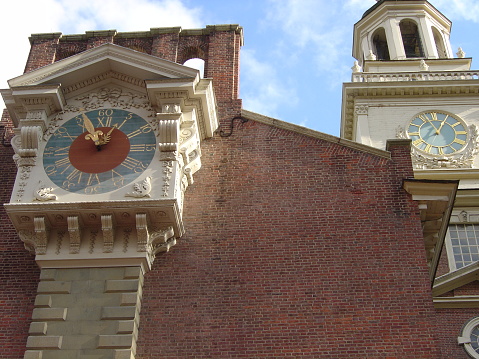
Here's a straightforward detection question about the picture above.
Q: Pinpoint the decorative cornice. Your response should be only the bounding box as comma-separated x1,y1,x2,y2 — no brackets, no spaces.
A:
433,262,479,296
62,71,146,95
341,79,479,140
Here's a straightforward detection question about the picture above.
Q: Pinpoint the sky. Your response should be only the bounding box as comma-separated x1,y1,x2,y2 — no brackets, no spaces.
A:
1,0,479,136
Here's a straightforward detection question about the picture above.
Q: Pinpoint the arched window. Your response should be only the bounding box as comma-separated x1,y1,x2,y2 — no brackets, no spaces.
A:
184,58,205,78
372,28,390,60
432,27,447,58
399,19,424,58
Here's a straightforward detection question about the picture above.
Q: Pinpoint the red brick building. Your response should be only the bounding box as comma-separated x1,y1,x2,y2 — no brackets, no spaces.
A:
0,1,477,358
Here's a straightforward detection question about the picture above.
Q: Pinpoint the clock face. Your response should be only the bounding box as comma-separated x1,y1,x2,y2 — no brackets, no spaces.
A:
43,108,156,194
407,111,468,155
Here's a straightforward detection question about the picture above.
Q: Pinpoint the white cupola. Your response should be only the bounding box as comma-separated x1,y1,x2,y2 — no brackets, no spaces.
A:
352,0,469,72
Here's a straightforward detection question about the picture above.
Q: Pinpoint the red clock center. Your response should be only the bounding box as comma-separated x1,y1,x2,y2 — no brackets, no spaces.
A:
69,128,130,173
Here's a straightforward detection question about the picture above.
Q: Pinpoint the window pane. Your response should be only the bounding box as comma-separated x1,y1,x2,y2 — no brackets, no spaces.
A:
449,224,479,269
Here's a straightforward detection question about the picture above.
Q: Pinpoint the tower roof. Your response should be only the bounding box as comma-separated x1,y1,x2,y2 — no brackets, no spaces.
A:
362,0,434,19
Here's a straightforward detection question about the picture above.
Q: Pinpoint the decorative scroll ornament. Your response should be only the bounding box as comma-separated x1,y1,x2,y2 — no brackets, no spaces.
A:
396,124,479,169
125,176,152,198
33,181,57,201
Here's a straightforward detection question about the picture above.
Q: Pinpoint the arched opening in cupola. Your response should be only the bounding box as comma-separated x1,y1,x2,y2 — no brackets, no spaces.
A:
432,27,447,58
372,27,390,60
399,19,424,58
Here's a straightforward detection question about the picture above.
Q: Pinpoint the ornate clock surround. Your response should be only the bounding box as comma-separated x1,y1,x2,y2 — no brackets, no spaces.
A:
2,44,219,271
397,110,479,170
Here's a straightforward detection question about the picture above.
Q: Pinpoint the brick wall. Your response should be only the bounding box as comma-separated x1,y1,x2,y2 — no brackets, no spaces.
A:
4,25,466,358
0,121,39,358
136,122,441,358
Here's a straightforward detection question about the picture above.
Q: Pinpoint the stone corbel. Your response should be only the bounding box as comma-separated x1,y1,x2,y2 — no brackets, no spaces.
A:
67,216,82,254
136,213,149,252
18,216,49,255
179,110,201,184
101,215,115,253
150,227,176,256
157,104,181,155
12,125,42,157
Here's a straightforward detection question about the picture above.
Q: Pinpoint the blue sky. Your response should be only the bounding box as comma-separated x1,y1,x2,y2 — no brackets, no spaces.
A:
1,0,479,136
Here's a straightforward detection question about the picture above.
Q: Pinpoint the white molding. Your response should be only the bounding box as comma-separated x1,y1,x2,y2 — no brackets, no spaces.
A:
458,317,479,358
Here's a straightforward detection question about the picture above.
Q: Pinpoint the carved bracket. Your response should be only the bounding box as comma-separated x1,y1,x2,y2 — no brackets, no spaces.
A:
18,216,49,255
67,215,82,254
101,214,115,253
136,213,149,252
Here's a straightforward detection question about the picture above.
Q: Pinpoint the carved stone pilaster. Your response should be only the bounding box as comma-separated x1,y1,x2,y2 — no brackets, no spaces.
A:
136,213,149,252
355,105,369,115
67,216,81,254
101,215,115,253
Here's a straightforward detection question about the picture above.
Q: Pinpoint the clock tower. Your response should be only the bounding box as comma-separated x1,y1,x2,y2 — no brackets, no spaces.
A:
341,0,479,352
0,26,239,357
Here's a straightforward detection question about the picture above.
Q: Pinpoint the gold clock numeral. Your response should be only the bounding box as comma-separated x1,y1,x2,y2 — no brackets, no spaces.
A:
55,127,76,140
438,147,445,155
114,119,128,130
111,170,125,187
87,173,101,186
455,131,467,135
454,139,466,145
127,124,152,139
408,132,420,136
97,116,113,127
66,169,83,184
54,157,72,174
121,156,147,172
54,146,70,157
417,114,427,122
130,143,156,152
430,112,439,122
451,121,461,128
424,144,432,153
413,138,425,146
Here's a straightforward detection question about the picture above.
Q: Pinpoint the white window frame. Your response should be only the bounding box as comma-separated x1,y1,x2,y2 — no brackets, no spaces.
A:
458,317,479,358
445,209,479,272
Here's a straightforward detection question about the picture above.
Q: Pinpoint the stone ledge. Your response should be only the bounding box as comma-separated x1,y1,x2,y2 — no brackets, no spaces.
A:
37,281,71,294
105,279,140,293
26,336,62,349
32,308,67,321
98,334,134,349
102,306,137,320
29,322,47,335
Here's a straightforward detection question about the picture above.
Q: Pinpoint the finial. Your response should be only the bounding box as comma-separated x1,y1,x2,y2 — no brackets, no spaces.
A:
351,61,362,73
366,50,377,61
419,60,429,72
457,47,465,58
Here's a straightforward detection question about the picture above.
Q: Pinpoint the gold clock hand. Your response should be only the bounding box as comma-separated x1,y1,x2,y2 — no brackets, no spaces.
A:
436,115,449,134
82,113,104,149
100,126,116,145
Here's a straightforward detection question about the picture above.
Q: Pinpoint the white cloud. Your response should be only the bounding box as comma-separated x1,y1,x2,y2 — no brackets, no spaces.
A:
432,0,479,22
0,0,203,109
240,49,298,117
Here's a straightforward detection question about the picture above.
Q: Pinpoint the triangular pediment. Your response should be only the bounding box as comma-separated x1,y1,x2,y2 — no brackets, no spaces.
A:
8,43,199,89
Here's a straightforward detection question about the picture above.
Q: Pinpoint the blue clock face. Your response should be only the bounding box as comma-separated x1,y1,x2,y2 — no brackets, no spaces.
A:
407,111,468,155
43,108,156,194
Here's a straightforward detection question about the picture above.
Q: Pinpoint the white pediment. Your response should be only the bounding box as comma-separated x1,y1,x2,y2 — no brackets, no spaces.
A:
8,43,200,89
